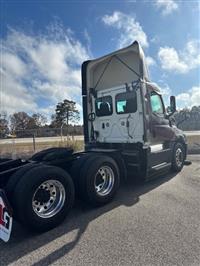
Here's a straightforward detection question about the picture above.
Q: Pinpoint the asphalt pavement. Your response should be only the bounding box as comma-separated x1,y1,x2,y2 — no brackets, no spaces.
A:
0,155,200,266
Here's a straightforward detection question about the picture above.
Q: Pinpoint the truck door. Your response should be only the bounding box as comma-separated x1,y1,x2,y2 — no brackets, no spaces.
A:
93,84,144,143
148,89,174,167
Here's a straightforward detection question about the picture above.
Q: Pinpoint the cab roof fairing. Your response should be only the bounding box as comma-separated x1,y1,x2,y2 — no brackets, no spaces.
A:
81,41,150,96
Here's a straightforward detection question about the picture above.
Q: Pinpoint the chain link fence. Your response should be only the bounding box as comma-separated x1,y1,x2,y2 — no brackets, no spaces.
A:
0,127,84,159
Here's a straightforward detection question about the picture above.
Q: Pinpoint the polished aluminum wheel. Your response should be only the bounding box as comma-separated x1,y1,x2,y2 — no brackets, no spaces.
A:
32,180,66,218
94,166,115,196
175,148,183,167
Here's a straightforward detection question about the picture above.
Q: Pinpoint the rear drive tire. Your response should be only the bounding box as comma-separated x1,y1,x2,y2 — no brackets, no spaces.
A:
69,153,93,181
78,155,120,206
5,163,38,202
171,142,185,172
12,165,75,232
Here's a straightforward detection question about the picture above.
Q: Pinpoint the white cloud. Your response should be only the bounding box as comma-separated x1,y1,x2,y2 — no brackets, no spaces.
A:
154,83,200,109
83,28,91,51
76,102,83,113
176,86,200,108
146,56,156,67
0,65,38,115
0,24,89,121
158,40,200,73
1,53,27,77
102,11,148,48
158,47,187,73
155,0,178,16
160,83,172,97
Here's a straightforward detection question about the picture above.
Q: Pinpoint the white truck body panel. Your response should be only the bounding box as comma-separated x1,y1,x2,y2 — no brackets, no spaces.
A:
93,83,144,143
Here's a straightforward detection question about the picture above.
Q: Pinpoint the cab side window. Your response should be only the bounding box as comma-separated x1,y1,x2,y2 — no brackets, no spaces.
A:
150,92,164,115
116,91,137,114
95,96,113,117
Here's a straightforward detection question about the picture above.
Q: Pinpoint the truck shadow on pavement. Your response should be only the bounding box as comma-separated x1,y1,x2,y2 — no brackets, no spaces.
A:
1,171,177,266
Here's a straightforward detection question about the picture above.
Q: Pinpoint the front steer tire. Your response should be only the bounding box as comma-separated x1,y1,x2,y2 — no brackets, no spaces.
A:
171,142,185,172
12,165,75,232
78,155,120,206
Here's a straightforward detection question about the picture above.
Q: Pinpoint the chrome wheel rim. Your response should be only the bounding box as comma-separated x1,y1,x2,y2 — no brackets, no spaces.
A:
32,180,66,218
175,148,183,167
94,166,115,196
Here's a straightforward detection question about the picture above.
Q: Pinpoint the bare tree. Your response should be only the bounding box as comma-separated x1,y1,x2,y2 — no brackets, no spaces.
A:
10,112,31,133
31,113,47,128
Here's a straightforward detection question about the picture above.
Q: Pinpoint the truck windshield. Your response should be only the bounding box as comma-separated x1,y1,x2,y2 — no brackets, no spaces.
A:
95,96,113,117
150,92,164,114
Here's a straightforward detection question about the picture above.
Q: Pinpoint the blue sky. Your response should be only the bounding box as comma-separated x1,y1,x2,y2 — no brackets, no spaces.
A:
0,0,200,123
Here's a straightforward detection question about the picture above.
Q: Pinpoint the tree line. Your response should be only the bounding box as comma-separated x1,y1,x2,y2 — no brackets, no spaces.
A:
174,106,200,131
0,99,82,138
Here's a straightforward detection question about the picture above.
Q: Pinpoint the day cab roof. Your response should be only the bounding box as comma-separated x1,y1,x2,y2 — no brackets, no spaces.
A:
82,41,151,96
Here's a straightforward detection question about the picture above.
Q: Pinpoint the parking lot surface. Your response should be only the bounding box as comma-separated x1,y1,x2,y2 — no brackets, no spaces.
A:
0,155,200,266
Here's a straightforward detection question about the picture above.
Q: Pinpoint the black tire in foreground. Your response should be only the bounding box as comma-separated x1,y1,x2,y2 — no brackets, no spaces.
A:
171,142,185,172
5,163,39,202
77,155,120,206
12,165,75,232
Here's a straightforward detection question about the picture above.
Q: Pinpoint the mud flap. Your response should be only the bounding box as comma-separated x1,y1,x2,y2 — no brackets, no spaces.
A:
0,189,13,242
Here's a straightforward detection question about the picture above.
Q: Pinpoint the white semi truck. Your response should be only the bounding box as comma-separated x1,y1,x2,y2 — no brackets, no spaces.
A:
0,41,187,242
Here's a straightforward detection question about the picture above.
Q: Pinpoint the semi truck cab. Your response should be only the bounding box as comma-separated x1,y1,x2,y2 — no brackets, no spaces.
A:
82,41,187,177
